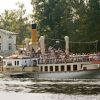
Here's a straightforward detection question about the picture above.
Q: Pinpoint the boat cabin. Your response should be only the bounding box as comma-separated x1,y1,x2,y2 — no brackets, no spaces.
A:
3,55,38,67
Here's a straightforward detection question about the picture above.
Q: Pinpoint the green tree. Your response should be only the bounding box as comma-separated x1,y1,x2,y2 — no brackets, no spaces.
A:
31,0,100,52
16,2,31,44
0,10,18,31
69,0,88,41
0,2,31,44
31,0,73,48
86,0,100,41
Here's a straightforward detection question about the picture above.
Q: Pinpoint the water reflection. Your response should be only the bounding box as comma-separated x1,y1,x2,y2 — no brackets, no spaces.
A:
0,78,100,95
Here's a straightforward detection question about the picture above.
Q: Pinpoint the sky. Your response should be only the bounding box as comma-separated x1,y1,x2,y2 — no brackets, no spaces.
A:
0,0,32,14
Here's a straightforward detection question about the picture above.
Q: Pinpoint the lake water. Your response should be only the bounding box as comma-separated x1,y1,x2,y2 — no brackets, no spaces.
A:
0,77,100,100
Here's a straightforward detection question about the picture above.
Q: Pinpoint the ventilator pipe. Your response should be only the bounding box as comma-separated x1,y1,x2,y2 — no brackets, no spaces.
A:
24,38,30,51
39,36,45,54
64,36,69,55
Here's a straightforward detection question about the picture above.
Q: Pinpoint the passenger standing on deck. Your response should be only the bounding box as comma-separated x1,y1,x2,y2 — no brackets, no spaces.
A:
22,61,27,71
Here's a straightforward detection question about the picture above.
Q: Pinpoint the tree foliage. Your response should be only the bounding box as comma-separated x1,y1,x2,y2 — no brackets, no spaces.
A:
0,2,31,44
31,0,73,37
31,0,100,52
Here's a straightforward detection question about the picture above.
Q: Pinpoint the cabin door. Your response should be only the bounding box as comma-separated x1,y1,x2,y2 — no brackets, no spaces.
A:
33,60,37,67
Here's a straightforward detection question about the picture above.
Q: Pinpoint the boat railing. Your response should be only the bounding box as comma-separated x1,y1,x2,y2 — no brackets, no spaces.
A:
38,57,90,64
31,53,100,64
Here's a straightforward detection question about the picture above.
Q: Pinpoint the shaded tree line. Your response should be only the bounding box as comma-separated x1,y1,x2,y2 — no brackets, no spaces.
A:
31,0,100,53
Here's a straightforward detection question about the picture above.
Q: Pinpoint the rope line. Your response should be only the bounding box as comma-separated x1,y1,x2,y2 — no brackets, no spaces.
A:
70,41,97,44
46,38,97,44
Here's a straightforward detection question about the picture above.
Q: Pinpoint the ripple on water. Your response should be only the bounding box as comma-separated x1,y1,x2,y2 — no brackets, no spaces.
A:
0,78,100,95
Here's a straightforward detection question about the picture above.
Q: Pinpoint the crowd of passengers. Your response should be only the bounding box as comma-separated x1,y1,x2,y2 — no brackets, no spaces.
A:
30,46,100,64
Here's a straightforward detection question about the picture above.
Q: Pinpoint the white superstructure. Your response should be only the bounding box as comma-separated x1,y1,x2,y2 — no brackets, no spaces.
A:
3,55,38,67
